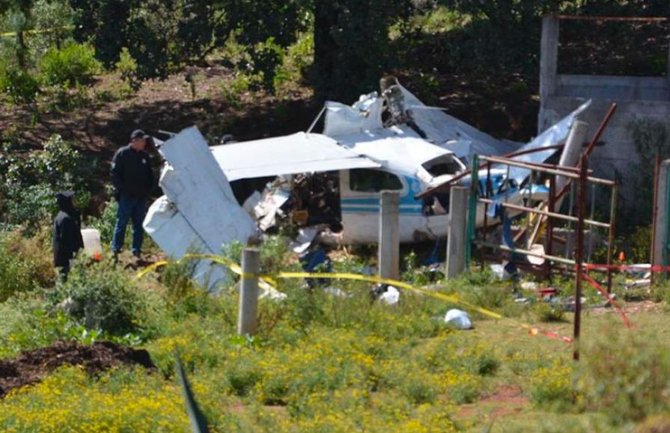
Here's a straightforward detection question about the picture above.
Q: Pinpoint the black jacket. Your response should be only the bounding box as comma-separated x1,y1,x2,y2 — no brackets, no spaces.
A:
111,145,155,198
53,199,84,267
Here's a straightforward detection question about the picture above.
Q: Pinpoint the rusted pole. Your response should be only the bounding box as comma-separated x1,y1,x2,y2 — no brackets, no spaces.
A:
574,154,588,361
583,103,617,158
607,184,618,293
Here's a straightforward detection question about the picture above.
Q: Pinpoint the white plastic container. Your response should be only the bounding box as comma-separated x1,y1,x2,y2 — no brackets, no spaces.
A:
80,228,102,260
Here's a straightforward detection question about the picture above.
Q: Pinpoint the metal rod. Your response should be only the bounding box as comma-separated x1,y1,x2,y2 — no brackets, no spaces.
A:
475,241,576,266
566,181,575,256
477,198,610,228
306,105,327,134
546,176,556,279
651,154,661,286
584,103,618,159
574,154,588,362
480,156,615,186
465,156,480,270
587,183,596,262
607,184,618,293
483,163,490,239
526,171,537,249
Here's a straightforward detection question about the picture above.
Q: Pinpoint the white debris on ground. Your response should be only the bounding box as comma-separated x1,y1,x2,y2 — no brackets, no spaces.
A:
444,309,472,330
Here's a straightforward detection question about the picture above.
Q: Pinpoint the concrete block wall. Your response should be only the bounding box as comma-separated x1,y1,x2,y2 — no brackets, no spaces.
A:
538,16,670,209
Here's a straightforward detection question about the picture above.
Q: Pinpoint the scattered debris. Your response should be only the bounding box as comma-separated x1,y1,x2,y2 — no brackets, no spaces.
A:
444,309,472,330
142,80,590,290
0,341,155,398
371,284,400,305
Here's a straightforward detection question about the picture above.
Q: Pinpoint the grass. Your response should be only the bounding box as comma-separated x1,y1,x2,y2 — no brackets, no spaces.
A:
0,247,669,432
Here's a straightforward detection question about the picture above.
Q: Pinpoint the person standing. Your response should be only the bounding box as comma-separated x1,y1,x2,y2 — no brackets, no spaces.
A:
53,191,84,279
110,129,155,259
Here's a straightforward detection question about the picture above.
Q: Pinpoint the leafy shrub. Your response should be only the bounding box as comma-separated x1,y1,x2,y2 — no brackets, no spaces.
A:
162,258,199,303
115,47,141,92
55,260,147,334
40,42,101,87
534,302,565,323
0,134,93,232
0,65,40,103
529,362,573,409
86,192,121,246
274,31,313,96
0,229,55,302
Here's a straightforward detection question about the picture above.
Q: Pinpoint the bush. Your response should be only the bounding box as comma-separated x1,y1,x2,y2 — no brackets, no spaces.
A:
0,66,40,103
86,192,119,246
0,229,55,302
115,47,141,92
55,260,147,334
529,362,573,409
40,42,101,87
534,302,566,323
0,134,93,232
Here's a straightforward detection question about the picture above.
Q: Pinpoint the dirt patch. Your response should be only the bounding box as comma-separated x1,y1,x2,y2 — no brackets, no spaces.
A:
0,340,155,398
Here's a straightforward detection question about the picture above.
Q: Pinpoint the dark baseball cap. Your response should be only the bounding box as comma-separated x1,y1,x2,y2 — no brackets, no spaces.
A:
55,190,75,199
130,129,149,140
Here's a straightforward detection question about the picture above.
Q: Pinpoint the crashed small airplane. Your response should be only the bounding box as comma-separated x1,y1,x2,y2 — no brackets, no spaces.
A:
143,79,590,286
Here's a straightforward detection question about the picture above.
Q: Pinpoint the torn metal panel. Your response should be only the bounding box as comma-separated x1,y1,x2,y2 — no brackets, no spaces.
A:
210,132,381,181
143,127,257,290
397,84,519,159
323,92,384,136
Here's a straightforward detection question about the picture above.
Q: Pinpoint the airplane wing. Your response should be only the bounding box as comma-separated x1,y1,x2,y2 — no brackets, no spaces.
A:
211,132,381,181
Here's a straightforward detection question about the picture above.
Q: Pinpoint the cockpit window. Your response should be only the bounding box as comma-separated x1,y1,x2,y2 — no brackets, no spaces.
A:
350,169,403,192
422,155,463,177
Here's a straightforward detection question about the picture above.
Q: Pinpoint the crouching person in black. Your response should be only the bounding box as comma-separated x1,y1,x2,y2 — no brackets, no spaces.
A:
53,191,84,280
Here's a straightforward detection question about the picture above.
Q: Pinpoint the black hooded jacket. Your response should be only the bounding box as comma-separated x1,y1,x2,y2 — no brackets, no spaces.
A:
53,195,85,267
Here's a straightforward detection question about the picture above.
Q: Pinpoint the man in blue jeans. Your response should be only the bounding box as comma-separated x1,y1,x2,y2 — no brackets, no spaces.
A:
110,129,155,259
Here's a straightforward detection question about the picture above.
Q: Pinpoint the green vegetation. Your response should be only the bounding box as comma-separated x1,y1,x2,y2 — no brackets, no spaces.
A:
0,230,669,431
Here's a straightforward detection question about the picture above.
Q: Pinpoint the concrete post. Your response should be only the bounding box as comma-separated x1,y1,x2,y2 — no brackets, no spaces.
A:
540,15,560,102
237,248,260,335
652,160,670,278
446,186,468,279
379,191,400,280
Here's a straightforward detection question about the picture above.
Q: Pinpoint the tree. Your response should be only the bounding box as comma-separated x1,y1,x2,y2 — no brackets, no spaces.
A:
313,0,411,102
0,0,34,68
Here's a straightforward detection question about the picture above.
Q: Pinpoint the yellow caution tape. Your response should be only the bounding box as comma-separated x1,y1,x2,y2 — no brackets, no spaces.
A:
135,253,596,343
135,253,502,320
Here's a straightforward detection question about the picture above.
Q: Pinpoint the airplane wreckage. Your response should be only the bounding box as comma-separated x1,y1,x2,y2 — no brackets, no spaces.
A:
143,80,591,286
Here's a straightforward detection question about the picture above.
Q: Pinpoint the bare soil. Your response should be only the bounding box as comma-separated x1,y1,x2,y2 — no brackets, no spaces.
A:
0,340,155,398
